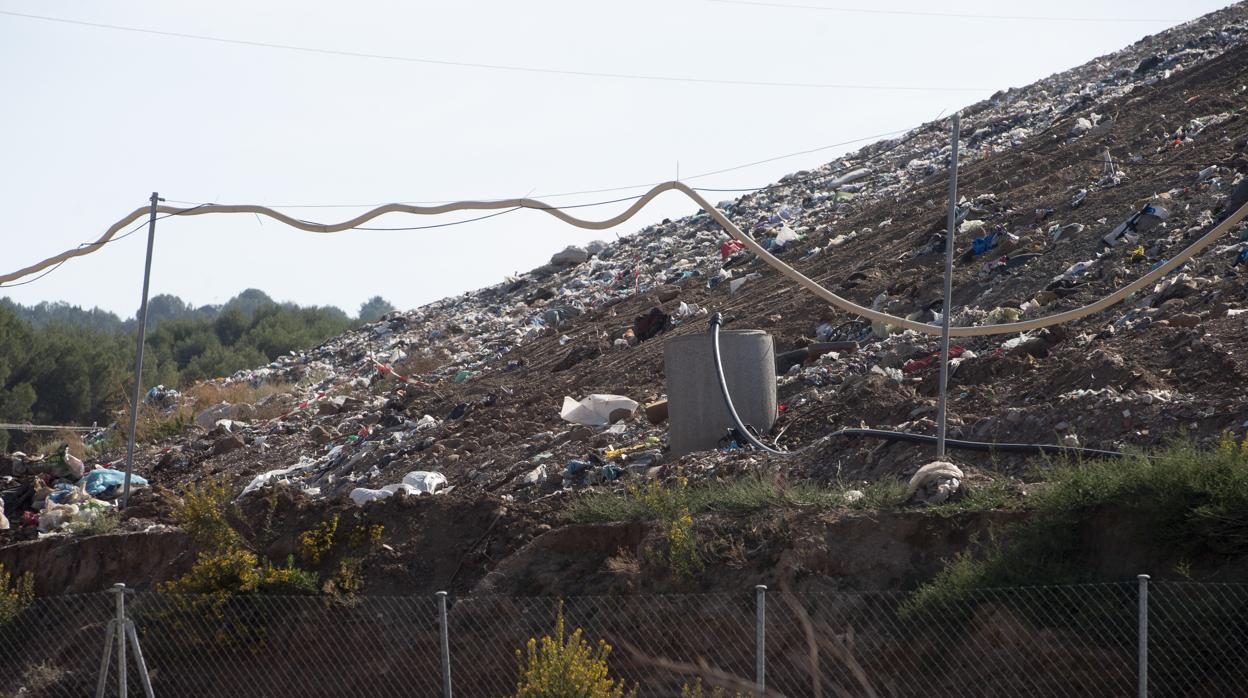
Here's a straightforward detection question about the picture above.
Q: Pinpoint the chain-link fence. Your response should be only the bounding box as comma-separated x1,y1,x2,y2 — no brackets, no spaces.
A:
3,578,1247,697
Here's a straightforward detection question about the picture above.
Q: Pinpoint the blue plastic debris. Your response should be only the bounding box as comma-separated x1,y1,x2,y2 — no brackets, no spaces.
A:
82,469,148,496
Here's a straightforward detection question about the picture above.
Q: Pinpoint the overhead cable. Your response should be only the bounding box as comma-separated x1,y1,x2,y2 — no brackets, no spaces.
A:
707,0,1182,23
6,182,1246,338
165,124,921,210
0,9,990,92
0,205,211,288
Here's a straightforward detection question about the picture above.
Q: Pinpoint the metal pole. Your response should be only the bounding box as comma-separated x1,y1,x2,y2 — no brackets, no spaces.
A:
1138,574,1150,698
755,584,767,694
115,584,128,698
125,619,156,698
123,192,161,508
936,114,960,459
437,591,453,698
94,619,116,698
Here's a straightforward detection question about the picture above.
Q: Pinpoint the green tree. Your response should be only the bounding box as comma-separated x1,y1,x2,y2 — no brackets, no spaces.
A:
145,293,192,327
225,289,276,317
0,305,38,450
214,308,249,346
0,292,358,451
358,296,396,323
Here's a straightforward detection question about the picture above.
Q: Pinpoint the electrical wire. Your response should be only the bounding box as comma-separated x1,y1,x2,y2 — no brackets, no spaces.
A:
165,124,924,210
681,126,918,181
0,9,991,93
233,193,657,231
0,260,68,288
0,204,212,288
352,207,521,231
692,123,924,193
707,0,1183,23
5,110,1236,293
2,97,1239,296
9,170,1245,334
0,422,103,432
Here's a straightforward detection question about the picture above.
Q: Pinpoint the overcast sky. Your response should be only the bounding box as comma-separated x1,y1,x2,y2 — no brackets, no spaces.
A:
0,0,1230,317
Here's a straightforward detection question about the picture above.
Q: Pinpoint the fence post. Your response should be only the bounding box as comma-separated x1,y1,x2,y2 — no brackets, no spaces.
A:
1138,574,1149,698
114,583,128,698
437,590,453,698
95,593,119,698
755,584,766,695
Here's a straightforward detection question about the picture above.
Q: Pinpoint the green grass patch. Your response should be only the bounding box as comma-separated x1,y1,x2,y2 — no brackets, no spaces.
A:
567,472,1014,524
926,478,1017,515
568,472,1019,525
567,475,846,524
908,439,1248,609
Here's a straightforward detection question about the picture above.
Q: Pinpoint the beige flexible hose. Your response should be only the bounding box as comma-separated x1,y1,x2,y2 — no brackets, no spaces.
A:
683,185,1248,336
4,182,1245,337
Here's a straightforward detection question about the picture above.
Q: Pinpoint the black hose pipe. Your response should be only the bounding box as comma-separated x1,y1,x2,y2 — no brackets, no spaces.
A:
707,313,1122,460
825,428,1123,459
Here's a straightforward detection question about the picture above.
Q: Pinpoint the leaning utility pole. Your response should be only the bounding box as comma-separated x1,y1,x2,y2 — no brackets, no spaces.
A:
122,192,161,508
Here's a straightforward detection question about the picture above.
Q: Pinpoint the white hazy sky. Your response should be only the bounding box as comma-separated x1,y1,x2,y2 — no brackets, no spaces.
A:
0,0,1230,317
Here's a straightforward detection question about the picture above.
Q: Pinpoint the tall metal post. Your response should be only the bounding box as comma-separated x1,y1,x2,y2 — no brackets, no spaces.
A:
123,193,161,508
96,583,154,698
936,115,960,459
1138,574,1150,698
755,584,767,694
95,603,118,698
437,591,453,698
114,584,128,698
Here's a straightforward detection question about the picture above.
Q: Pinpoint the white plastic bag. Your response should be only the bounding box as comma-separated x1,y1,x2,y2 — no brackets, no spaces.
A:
349,474,446,506
773,225,799,246
401,471,448,494
559,394,638,426
240,456,317,496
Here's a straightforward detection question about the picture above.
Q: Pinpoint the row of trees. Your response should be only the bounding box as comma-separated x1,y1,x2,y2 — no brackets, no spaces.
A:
0,290,396,451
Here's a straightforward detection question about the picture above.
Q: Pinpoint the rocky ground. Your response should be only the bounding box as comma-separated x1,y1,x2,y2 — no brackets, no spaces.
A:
6,2,1248,596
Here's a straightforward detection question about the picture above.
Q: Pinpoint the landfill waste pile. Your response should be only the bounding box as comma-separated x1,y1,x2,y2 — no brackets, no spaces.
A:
0,438,144,535
5,3,1248,569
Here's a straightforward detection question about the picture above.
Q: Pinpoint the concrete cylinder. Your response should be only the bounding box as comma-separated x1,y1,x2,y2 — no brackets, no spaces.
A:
665,330,777,458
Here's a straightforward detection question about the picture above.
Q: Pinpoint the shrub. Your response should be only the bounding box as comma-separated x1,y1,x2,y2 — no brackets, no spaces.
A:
346,519,385,549
173,478,243,552
163,479,317,600
627,478,702,584
184,380,294,420
128,402,195,443
0,564,35,625
162,548,316,598
513,602,635,698
908,440,1248,606
32,430,86,459
680,678,748,698
18,661,66,693
324,557,364,598
298,514,339,565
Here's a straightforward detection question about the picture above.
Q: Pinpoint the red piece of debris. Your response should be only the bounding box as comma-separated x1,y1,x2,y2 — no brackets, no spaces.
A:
903,346,966,374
